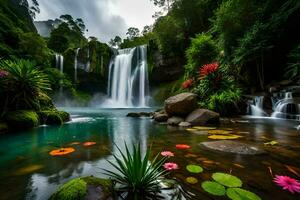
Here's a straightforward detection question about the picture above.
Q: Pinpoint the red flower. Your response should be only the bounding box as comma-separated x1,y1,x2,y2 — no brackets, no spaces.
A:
199,62,219,79
182,79,193,89
176,144,191,149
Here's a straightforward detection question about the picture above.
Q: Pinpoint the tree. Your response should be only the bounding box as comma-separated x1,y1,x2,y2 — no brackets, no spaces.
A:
150,0,175,12
142,25,152,35
126,27,140,40
109,36,122,48
75,18,86,33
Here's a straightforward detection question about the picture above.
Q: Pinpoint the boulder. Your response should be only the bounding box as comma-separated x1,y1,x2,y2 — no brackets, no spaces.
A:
5,110,39,130
153,113,168,122
127,112,151,118
178,122,192,127
38,110,70,125
167,116,184,126
165,93,197,116
50,176,113,200
200,141,265,155
185,109,220,125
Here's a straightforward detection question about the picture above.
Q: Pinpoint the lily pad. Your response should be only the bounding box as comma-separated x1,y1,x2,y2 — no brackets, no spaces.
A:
193,126,216,130
186,177,198,184
208,135,242,140
212,173,242,188
201,181,226,196
186,128,198,132
227,188,261,200
264,141,278,146
186,164,203,173
207,130,233,135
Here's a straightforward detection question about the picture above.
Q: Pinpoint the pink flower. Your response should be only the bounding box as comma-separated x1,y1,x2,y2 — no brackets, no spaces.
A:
274,175,300,194
163,162,178,171
0,70,9,78
161,151,174,157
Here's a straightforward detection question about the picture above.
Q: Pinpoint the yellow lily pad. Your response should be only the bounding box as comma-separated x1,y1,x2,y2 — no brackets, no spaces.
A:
264,141,278,146
208,135,242,140
15,165,44,175
207,130,233,135
193,126,217,130
186,128,198,132
186,177,198,184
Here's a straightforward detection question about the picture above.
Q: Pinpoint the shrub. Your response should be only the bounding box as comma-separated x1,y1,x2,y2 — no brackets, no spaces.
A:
0,59,51,111
5,110,39,130
185,33,219,77
103,143,167,198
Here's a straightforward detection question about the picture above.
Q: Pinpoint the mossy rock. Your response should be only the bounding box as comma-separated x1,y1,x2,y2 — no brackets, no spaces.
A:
50,176,113,200
5,110,39,130
0,122,8,133
38,110,70,125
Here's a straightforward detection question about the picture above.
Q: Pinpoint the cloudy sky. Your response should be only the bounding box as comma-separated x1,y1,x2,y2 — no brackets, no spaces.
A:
35,0,157,42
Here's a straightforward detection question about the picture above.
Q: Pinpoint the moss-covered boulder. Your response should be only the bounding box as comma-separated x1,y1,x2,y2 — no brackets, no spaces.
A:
0,122,8,133
5,110,39,130
38,110,70,125
50,176,113,200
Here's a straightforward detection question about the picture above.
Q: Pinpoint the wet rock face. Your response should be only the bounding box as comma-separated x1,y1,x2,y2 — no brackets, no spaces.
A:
165,93,198,116
200,141,265,155
185,109,220,125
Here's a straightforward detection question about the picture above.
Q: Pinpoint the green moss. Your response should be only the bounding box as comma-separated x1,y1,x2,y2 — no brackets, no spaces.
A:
5,110,39,130
50,178,87,200
38,110,70,125
50,177,113,200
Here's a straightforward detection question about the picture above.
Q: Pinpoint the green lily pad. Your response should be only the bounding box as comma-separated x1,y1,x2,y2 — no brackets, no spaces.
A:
227,188,261,200
207,130,233,135
186,177,198,184
186,164,203,173
201,181,226,196
212,173,242,187
193,126,217,130
264,140,278,146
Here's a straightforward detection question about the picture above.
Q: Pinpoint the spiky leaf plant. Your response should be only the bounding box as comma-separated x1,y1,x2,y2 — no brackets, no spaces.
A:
103,143,167,199
0,59,51,111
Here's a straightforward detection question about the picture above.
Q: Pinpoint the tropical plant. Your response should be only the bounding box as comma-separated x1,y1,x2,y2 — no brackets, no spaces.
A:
185,33,219,78
103,143,167,199
284,44,300,80
0,59,51,112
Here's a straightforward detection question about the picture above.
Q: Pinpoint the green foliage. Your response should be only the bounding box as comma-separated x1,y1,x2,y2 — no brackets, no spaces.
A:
48,16,87,53
126,27,140,40
50,178,87,200
5,110,39,129
37,110,69,125
185,34,219,77
0,59,51,111
284,44,300,80
43,68,73,91
103,143,167,198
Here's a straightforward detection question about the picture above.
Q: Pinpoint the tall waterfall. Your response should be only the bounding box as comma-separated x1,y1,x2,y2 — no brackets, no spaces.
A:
104,45,149,108
55,54,64,94
74,48,80,81
250,96,267,117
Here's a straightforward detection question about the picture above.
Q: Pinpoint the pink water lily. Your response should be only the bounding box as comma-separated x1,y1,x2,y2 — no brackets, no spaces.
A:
161,151,174,157
163,162,178,171
274,175,300,194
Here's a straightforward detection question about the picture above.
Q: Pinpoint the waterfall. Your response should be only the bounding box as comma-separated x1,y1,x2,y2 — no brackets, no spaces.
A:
74,48,80,81
86,48,90,72
55,54,64,94
271,92,300,120
103,45,149,108
250,96,267,117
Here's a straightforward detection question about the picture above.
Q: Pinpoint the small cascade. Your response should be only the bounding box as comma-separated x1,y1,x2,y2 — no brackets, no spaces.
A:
250,96,267,117
55,54,64,94
74,48,80,82
271,92,300,120
104,45,149,108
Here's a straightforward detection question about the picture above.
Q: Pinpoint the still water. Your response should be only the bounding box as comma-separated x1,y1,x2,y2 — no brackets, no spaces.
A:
0,108,300,199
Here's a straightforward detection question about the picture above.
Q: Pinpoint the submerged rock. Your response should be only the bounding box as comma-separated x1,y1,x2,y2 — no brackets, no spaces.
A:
50,176,112,200
185,109,220,125
178,122,192,127
200,141,265,155
165,93,197,116
154,113,169,122
167,116,184,126
126,112,151,118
